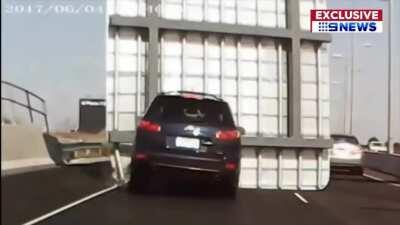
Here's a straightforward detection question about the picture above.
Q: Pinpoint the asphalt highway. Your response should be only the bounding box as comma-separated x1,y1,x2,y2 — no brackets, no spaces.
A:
38,172,400,225
1,162,114,225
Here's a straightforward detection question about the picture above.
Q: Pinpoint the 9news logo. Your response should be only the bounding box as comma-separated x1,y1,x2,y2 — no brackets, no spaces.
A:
310,9,383,33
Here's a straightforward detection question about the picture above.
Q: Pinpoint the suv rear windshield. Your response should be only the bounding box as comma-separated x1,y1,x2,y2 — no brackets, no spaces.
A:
145,96,235,126
331,135,359,145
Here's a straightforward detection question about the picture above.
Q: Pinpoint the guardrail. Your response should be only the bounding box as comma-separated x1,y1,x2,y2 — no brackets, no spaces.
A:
1,80,49,133
395,143,400,154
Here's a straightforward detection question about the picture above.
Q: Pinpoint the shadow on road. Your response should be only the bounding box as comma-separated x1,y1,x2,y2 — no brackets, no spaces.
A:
331,172,399,185
127,175,236,200
360,206,400,212
331,174,379,183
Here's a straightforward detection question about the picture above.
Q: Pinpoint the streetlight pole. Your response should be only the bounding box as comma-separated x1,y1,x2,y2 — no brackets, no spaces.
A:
349,32,355,135
387,0,393,153
349,0,355,135
344,62,349,134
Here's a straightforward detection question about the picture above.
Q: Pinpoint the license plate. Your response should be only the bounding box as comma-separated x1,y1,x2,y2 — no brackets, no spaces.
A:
175,137,200,149
74,149,103,158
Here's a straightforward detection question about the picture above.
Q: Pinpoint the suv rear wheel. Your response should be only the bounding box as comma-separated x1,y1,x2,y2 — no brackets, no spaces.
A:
129,166,151,193
221,176,238,198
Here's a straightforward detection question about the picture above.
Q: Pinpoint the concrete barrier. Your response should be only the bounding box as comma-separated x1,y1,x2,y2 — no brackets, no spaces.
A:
394,142,400,154
1,124,54,172
362,151,400,177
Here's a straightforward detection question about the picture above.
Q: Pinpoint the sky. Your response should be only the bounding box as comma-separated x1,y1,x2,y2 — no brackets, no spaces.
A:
2,0,106,131
327,0,399,144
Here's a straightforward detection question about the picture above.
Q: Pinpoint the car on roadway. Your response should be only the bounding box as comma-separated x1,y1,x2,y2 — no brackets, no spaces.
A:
330,134,364,175
130,91,243,197
367,141,387,152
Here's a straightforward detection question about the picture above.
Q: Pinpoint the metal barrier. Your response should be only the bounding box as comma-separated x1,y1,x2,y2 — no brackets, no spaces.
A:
1,80,49,133
395,142,400,154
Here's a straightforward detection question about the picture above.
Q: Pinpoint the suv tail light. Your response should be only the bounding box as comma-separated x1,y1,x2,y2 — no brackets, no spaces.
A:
225,162,237,171
138,120,161,132
216,130,240,141
134,153,148,160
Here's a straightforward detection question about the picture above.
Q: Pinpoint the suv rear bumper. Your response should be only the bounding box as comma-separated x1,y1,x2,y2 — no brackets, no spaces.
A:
132,152,239,176
154,162,220,173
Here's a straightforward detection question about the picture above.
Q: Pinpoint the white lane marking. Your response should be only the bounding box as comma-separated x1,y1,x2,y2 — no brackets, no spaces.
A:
363,173,384,181
294,192,309,204
22,184,119,225
389,183,400,188
364,173,400,188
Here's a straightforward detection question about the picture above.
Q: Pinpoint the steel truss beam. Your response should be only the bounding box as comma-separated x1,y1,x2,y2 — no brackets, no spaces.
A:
108,0,332,149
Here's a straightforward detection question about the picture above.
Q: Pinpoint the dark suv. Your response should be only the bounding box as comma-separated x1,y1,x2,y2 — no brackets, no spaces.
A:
130,91,243,196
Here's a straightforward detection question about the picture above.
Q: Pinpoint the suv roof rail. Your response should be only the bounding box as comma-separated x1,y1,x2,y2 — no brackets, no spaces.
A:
160,91,223,101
